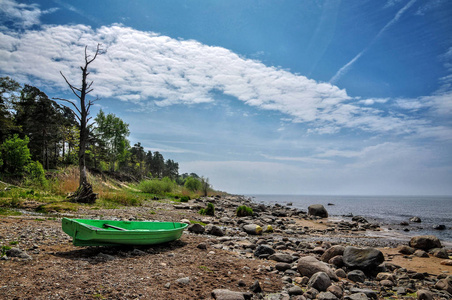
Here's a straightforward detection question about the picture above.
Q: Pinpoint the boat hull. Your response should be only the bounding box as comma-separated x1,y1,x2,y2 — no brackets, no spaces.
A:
62,218,188,246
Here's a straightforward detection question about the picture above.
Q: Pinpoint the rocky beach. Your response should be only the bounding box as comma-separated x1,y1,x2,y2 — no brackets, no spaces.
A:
1,195,451,299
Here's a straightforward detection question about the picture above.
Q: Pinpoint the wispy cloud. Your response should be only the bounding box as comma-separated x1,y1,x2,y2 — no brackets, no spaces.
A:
330,0,417,84
0,0,57,28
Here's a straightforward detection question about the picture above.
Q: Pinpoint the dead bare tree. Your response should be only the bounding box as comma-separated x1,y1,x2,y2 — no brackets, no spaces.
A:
54,44,102,203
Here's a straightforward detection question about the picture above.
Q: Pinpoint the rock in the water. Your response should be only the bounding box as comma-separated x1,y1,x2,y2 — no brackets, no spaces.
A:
308,272,332,292
308,204,328,218
254,245,275,257
243,224,263,235
211,289,245,300
297,256,338,280
409,235,442,250
433,224,446,230
347,270,366,283
410,216,422,223
343,246,384,270
188,223,205,234
321,245,345,262
205,224,225,236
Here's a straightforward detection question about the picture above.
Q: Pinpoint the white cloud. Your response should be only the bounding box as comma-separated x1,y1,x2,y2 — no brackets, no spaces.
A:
0,22,448,138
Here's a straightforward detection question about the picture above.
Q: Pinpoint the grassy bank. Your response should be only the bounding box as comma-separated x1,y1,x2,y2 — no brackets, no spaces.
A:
0,166,221,216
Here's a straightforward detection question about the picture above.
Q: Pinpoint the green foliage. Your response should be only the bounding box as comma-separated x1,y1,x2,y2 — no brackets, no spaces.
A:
180,195,190,202
1,245,11,257
138,177,176,195
0,134,31,175
236,205,254,217
184,176,202,192
199,202,215,216
189,220,206,226
0,207,22,216
25,160,47,187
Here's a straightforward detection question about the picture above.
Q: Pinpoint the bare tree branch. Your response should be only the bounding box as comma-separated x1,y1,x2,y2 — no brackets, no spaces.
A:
59,71,81,99
53,97,82,116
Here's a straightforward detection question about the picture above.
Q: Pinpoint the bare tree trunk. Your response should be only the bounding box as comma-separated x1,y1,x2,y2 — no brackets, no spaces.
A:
55,44,101,204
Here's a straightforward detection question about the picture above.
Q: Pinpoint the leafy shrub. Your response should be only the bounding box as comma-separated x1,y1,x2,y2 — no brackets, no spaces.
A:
199,202,215,216
0,135,31,176
184,176,201,192
180,195,190,202
25,161,47,187
236,205,254,217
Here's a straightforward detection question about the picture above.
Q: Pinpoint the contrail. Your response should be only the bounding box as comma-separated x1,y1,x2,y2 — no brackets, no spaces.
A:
330,0,417,84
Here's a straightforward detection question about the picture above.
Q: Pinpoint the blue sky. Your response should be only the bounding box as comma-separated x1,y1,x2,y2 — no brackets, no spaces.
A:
1,0,451,195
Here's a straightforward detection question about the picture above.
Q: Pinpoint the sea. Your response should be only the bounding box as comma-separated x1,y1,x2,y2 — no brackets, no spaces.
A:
249,195,452,243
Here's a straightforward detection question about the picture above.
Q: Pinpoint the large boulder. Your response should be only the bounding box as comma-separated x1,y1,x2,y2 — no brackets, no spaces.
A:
268,252,293,263
297,256,338,280
188,223,205,234
308,204,328,218
409,235,442,250
211,289,245,300
343,246,384,270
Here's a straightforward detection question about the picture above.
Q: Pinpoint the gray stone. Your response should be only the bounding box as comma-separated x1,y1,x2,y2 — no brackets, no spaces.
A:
6,247,32,260
417,289,434,300
347,270,366,283
398,245,415,255
308,272,331,292
409,235,442,250
434,276,452,294
94,252,115,262
287,285,304,296
250,280,262,293
328,255,344,267
268,253,293,263
254,244,275,257
205,224,224,236
188,223,205,234
176,277,190,285
275,263,292,271
211,289,245,300
349,288,377,299
343,246,384,270
334,268,346,278
413,249,429,258
197,242,207,250
410,216,422,223
243,224,263,235
297,256,338,280
344,293,369,300
429,248,449,259
321,245,345,262
308,204,328,218
327,285,343,299
317,291,339,300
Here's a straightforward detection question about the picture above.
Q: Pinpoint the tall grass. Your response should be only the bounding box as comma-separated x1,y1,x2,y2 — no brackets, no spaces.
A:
137,177,176,195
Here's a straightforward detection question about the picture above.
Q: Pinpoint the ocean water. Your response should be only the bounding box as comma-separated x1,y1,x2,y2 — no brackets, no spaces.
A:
249,195,452,243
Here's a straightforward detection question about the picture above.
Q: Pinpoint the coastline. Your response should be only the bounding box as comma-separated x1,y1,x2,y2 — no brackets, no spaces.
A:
1,195,451,299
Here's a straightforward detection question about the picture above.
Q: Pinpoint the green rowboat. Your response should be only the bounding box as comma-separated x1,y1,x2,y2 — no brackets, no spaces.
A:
62,218,188,246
